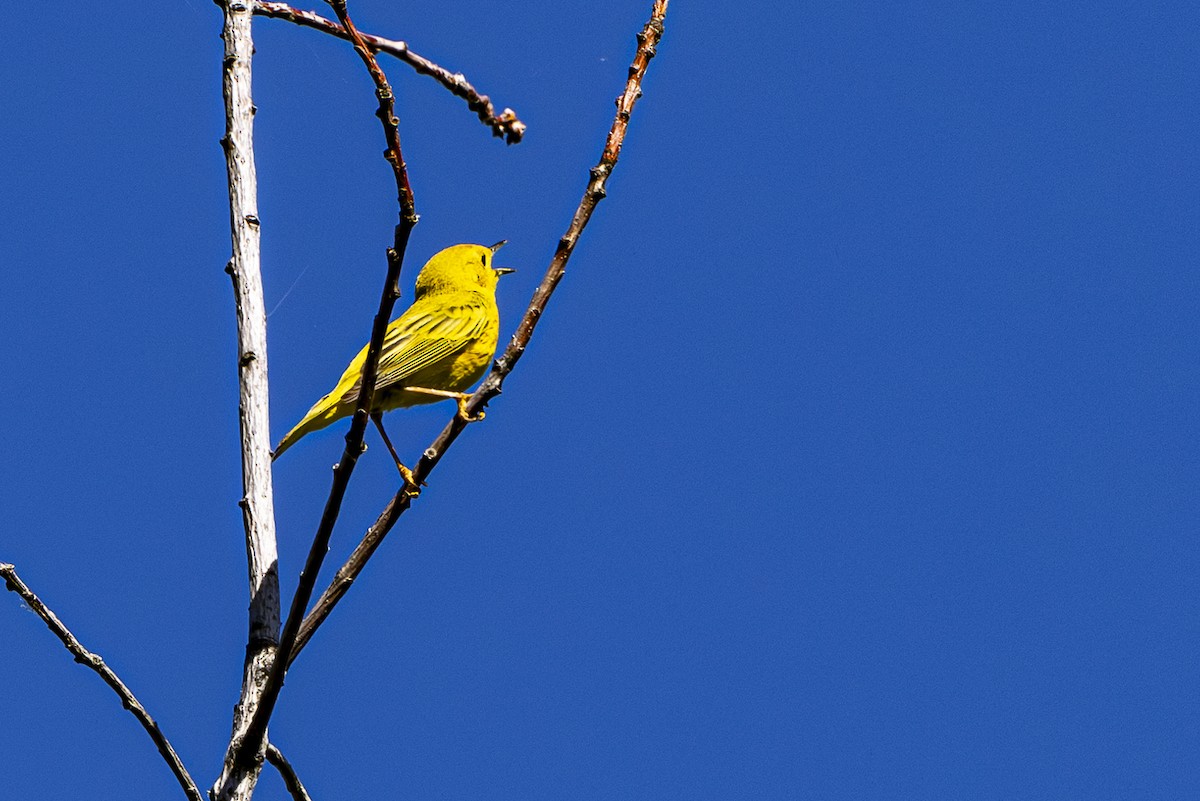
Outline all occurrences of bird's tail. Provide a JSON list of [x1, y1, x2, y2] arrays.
[[273, 346, 368, 460], [271, 393, 349, 461]]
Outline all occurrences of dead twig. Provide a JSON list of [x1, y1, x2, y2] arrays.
[[1, 563, 204, 801], [254, 1, 526, 143]]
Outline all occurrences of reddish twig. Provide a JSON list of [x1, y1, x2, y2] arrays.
[[1, 563, 204, 801], [288, 0, 670, 663], [254, 1, 526, 144], [229, 0, 418, 775]]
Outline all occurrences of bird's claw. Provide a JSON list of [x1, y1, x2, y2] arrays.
[[398, 464, 422, 497], [456, 397, 484, 422]]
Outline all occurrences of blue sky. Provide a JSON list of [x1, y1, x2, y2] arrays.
[[2, 2, 1198, 799]]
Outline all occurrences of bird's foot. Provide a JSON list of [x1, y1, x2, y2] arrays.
[[456, 396, 485, 423], [397, 463, 422, 498]]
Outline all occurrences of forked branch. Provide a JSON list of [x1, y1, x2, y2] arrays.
[[288, 0, 671, 662], [229, 0, 419, 774], [1, 564, 204, 801]]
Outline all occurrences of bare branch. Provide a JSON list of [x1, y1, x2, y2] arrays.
[[1, 563, 204, 801], [289, 0, 671, 662], [266, 743, 314, 801], [211, 0, 282, 799], [253, 1, 526, 144], [290, 492, 400, 662], [230, 0, 419, 772]]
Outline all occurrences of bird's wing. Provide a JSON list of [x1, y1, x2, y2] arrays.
[[274, 296, 490, 457], [372, 296, 491, 390]]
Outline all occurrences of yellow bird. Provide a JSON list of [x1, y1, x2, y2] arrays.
[[273, 242, 514, 486]]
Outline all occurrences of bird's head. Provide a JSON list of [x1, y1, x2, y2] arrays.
[[414, 241, 514, 298]]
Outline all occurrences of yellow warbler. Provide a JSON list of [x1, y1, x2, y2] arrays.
[[273, 242, 513, 483]]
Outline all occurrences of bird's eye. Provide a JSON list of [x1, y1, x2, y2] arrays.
[[481, 253, 489, 267]]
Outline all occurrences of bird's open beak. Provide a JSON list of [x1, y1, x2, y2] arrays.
[[489, 239, 508, 253], [494, 267, 516, 276]]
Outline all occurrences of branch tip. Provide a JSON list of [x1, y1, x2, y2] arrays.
[[254, 2, 527, 143]]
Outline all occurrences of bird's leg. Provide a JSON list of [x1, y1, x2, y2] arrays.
[[403, 386, 485, 422], [371, 412, 421, 496]]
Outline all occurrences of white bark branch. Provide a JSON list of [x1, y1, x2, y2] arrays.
[[212, 1, 282, 800]]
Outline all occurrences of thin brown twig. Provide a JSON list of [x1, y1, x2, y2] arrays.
[[289, 0, 670, 663], [253, 1, 526, 144], [230, 0, 418, 773], [265, 743, 314, 801], [1, 563, 204, 801]]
